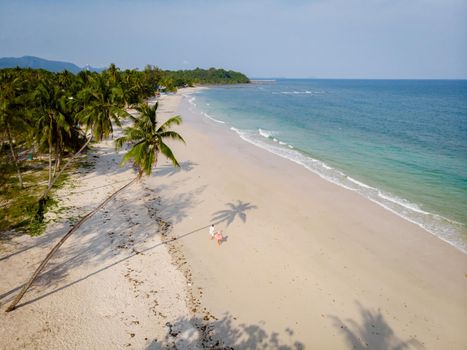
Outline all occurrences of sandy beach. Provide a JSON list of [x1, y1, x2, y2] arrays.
[[152, 88, 467, 349], [1, 88, 467, 349]]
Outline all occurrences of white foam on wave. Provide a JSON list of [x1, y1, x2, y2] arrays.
[[203, 112, 225, 124], [377, 192, 430, 215], [227, 125, 466, 254], [272, 90, 324, 95], [258, 128, 275, 138], [347, 176, 375, 190], [188, 96, 196, 105], [186, 92, 465, 254]]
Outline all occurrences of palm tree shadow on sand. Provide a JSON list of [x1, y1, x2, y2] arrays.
[[211, 200, 257, 227], [146, 312, 305, 349], [154, 160, 197, 177], [329, 302, 424, 350]]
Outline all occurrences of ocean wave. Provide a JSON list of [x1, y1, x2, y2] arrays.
[[347, 176, 375, 190], [272, 90, 324, 95], [187, 88, 466, 253], [257, 129, 297, 149], [258, 128, 275, 138], [377, 192, 430, 215], [202, 112, 225, 124], [228, 125, 466, 254]]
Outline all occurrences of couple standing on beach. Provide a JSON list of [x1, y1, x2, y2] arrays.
[[209, 224, 223, 246]]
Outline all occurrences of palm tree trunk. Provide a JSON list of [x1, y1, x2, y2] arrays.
[[48, 118, 53, 189], [52, 141, 59, 179], [43, 134, 92, 199], [6, 174, 139, 312], [5, 124, 23, 189]]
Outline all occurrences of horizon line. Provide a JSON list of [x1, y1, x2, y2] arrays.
[[250, 77, 467, 81]]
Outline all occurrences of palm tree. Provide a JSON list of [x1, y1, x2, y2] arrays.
[[41, 73, 129, 201], [0, 72, 27, 188], [32, 79, 72, 189], [6, 101, 184, 312], [104, 63, 120, 87], [121, 69, 147, 107], [77, 73, 127, 141], [115, 102, 184, 175]]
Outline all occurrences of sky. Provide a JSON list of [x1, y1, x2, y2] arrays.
[[0, 0, 466, 79]]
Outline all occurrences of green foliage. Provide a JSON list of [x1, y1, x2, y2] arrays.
[[163, 67, 250, 87], [115, 102, 184, 177], [0, 160, 50, 236], [0, 63, 247, 237], [77, 73, 128, 141], [0, 151, 81, 234]]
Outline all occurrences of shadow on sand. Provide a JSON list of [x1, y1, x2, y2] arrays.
[[153, 161, 197, 177], [212, 200, 257, 227], [0, 196, 257, 311], [146, 312, 305, 350], [330, 302, 424, 350]]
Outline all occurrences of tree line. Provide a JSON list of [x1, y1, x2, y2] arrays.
[[164, 67, 250, 86], [2, 63, 197, 311], [0, 64, 248, 234]]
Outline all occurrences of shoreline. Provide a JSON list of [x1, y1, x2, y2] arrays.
[[1, 87, 466, 349], [154, 87, 467, 348], [184, 86, 467, 255]]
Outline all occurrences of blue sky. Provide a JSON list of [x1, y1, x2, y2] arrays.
[[0, 0, 466, 78]]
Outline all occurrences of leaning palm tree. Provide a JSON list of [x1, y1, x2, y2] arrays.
[[6, 101, 184, 312]]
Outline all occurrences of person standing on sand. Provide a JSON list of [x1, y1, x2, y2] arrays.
[[209, 224, 215, 239], [214, 231, 223, 246]]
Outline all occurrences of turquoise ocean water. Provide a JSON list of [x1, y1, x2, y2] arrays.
[[186, 80, 467, 253]]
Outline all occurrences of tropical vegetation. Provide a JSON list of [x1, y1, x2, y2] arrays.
[[6, 99, 185, 312], [1, 63, 247, 310], [164, 67, 250, 88], [0, 65, 248, 236]]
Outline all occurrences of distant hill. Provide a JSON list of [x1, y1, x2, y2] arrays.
[[0, 56, 103, 73]]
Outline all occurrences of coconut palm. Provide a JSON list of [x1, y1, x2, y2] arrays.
[[41, 73, 129, 201], [0, 72, 27, 188], [121, 69, 147, 107], [115, 102, 184, 175], [77, 73, 127, 141], [104, 63, 121, 87], [32, 79, 72, 189], [6, 101, 184, 312]]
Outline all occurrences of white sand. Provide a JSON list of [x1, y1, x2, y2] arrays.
[[1, 88, 467, 350], [150, 88, 467, 349], [0, 95, 199, 349]]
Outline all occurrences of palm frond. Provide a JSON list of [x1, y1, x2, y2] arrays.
[[158, 115, 182, 131], [158, 131, 185, 144], [159, 140, 180, 167]]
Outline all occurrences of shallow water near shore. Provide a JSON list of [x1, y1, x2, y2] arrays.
[[185, 79, 467, 253]]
